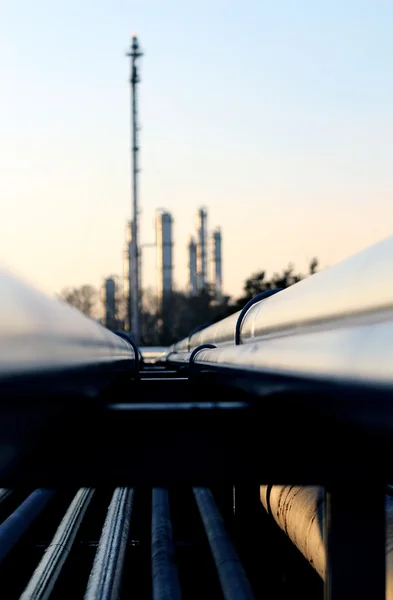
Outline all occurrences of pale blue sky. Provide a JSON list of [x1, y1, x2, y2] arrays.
[[1, 0, 393, 298]]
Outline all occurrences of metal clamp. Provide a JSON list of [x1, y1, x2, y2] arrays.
[[114, 331, 140, 378], [234, 288, 282, 345], [189, 344, 217, 366]]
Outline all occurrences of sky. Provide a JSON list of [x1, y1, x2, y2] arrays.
[[1, 0, 393, 299]]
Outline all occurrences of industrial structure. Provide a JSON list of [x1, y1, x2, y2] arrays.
[[1, 29, 389, 599], [187, 207, 223, 297], [123, 205, 222, 320], [188, 236, 198, 296], [211, 227, 222, 299], [123, 221, 132, 332], [100, 277, 117, 330], [126, 34, 143, 343], [156, 210, 173, 305], [196, 208, 208, 291], [3, 236, 393, 598]]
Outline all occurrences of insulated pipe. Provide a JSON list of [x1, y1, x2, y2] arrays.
[[172, 312, 240, 353], [171, 236, 393, 353], [261, 486, 325, 577], [0, 270, 135, 383], [165, 351, 191, 366], [260, 486, 393, 599], [183, 315, 393, 393], [242, 236, 393, 344], [234, 289, 282, 345]]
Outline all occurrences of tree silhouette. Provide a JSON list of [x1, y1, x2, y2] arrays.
[[58, 285, 98, 318], [234, 258, 318, 310], [58, 258, 319, 343], [138, 285, 232, 345], [309, 257, 318, 275]]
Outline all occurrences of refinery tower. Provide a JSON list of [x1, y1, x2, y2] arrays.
[[211, 227, 222, 299], [188, 236, 198, 296], [189, 208, 223, 298], [156, 210, 173, 304], [196, 208, 208, 291], [101, 277, 117, 330]]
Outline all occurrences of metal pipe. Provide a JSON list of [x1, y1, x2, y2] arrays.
[[0, 489, 11, 503], [139, 346, 169, 364], [172, 311, 240, 353], [0, 270, 136, 383], [151, 488, 182, 600], [107, 401, 248, 411], [180, 315, 393, 392], [242, 236, 393, 344], [234, 289, 282, 345], [20, 488, 95, 600], [84, 487, 134, 600], [172, 235, 393, 353], [193, 487, 255, 600], [0, 489, 55, 564], [261, 486, 393, 599]]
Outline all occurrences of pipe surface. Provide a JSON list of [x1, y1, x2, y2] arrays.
[[20, 488, 95, 600], [186, 314, 393, 392], [0, 489, 11, 504], [242, 236, 393, 343], [261, 485, 393, 599], [84, 487, 134, 600], [0, 270, 135, 381], [140, 346, 169, 364], [0, 489, 55, 564], [172, 312, 240, 353], [193, 487, 255, 600], [172, 236, 393, 352], [151, 488, 182, 600]]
